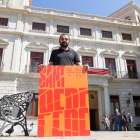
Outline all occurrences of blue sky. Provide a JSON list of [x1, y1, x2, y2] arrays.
[[32, 0, 140, 17]]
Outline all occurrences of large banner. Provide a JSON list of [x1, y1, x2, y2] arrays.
[[38, 66, 90, 137]]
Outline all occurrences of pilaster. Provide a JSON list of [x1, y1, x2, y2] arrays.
[[103, 85, 111, 116]]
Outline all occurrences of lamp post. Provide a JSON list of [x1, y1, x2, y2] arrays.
[[127, 92, 131, 107]]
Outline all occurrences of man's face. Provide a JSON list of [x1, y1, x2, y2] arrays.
[[59, 35, 70, 48], [128, 114, 130, 116], [115, 110, 118, 113]]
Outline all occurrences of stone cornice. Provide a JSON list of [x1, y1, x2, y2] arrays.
[[0, 6, 28, 14], [88, 74, 111, 79], [108, 1, 140, 18], [109, 78, 140, 83], [0, 30, 140, 48], [0, 6, 139, 29]]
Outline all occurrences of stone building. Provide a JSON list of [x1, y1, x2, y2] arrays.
[[0, 0, 140, 133]]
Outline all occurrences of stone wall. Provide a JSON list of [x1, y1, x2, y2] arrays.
[[109, 79, 140, 127]]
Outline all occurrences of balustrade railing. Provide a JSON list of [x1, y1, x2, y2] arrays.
[[108, 70, 140, 79], [24, 6, 137, 26], [24, 66, 140, 80], [25, 65, 40, 73]]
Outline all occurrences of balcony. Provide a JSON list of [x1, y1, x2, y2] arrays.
[[0, 62, 4, 74], [25, 65, 40, 78], [108, 71, 140, 80], [88, 67, 108, 75], [87, 67, 111, 80]]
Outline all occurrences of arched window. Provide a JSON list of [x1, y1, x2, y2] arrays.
[[90, 94, 95, 99], [125, 16, 130, 20]]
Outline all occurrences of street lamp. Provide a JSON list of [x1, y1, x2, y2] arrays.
[[127, 92, 131, 107]]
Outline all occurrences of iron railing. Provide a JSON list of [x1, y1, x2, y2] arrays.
[[108, 70, 140, 79], [0, 62, 4, 71], [25, 65, 40, 73], [24, 66, 140, 80]]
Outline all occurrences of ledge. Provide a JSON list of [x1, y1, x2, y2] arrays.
[[109, 78, 140, 83], [121, 40, 135, 44], [88, 74, 111, 79], [28, 30, 48, 34], [0, 25, 10, 29], [27, 116, 38, 119], [25, 73, 39, 78], [53, 32, 73, 36], [100, 37, 115, 41], [78, 35, 94, 39]]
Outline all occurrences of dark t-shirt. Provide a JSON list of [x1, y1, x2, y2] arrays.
[[49, 47, 80, 65]]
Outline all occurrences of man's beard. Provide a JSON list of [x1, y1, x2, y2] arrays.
[[60, 42, 69, 48]]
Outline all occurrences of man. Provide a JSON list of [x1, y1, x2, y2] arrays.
[[110, 115, 115, 131], [127, 113, 133, 131], [40, 34, 88, 71], [115, 109, 121, 131]]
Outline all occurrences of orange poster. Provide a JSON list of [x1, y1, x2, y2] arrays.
[[37, 66, 90, 137]]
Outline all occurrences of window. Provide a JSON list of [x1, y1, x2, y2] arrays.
[[27, 93, 39, 117], [57, 25, 69, 33], [0, 48, 3, 68], [32, 22, 46, 31], [80, 28, 91, 36], [102, 31, 112, 38], [133, 96, 140, 116], [105, 58, 116, 77], [90, 94, 95, 99], [122, 33, 132, 41], [126, 60, 138, 79], [0, 18, 8, 26], [125, 16, 130, 20], [30, 52, 43, 73], [82, 56, 93, 67], [110, 96, 120, 115]]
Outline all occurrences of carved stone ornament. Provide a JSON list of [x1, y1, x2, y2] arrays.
[[26, 42, 48, 50], [101, 49, 119, 56], [122, 51, 139, 57], [77, 47, 97, 53]]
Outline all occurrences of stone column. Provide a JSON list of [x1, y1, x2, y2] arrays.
[[24, 16, 29, 32], [104, 85, 111, 116], [11, 35, 22, 73], [96, 43, 101, 68], [16, 14, 22, 31], [49, 19, 54, 35], [19, 37, 28, 73], [48, 39, 53, 64], [98, 89, 104, 130]]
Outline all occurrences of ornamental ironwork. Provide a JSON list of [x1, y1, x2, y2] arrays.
[[0, 89, 34, 136]]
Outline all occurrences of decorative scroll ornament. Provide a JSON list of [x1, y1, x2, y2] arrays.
[[0, 90, 34, 136], [2, 0, 11, 7]]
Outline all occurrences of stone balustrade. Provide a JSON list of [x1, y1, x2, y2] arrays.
[[24, 6, 138, 26]]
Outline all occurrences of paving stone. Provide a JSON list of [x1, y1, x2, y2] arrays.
[[0, 132, 140, 140]]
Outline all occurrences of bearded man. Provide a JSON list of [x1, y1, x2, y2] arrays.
[[40, 34, 89, 71]]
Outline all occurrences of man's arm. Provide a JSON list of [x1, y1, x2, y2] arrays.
[[119, 113, 121, 120], [75, 62, 81, 66], [75, 62, 89, 72], [48, 61, 54, 65], [131, 116, 133, 123]]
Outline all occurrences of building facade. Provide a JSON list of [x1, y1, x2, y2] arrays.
[[0, 0, 140, 133]]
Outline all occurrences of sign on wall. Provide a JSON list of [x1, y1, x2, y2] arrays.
[[38, 66, 90, 137]]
